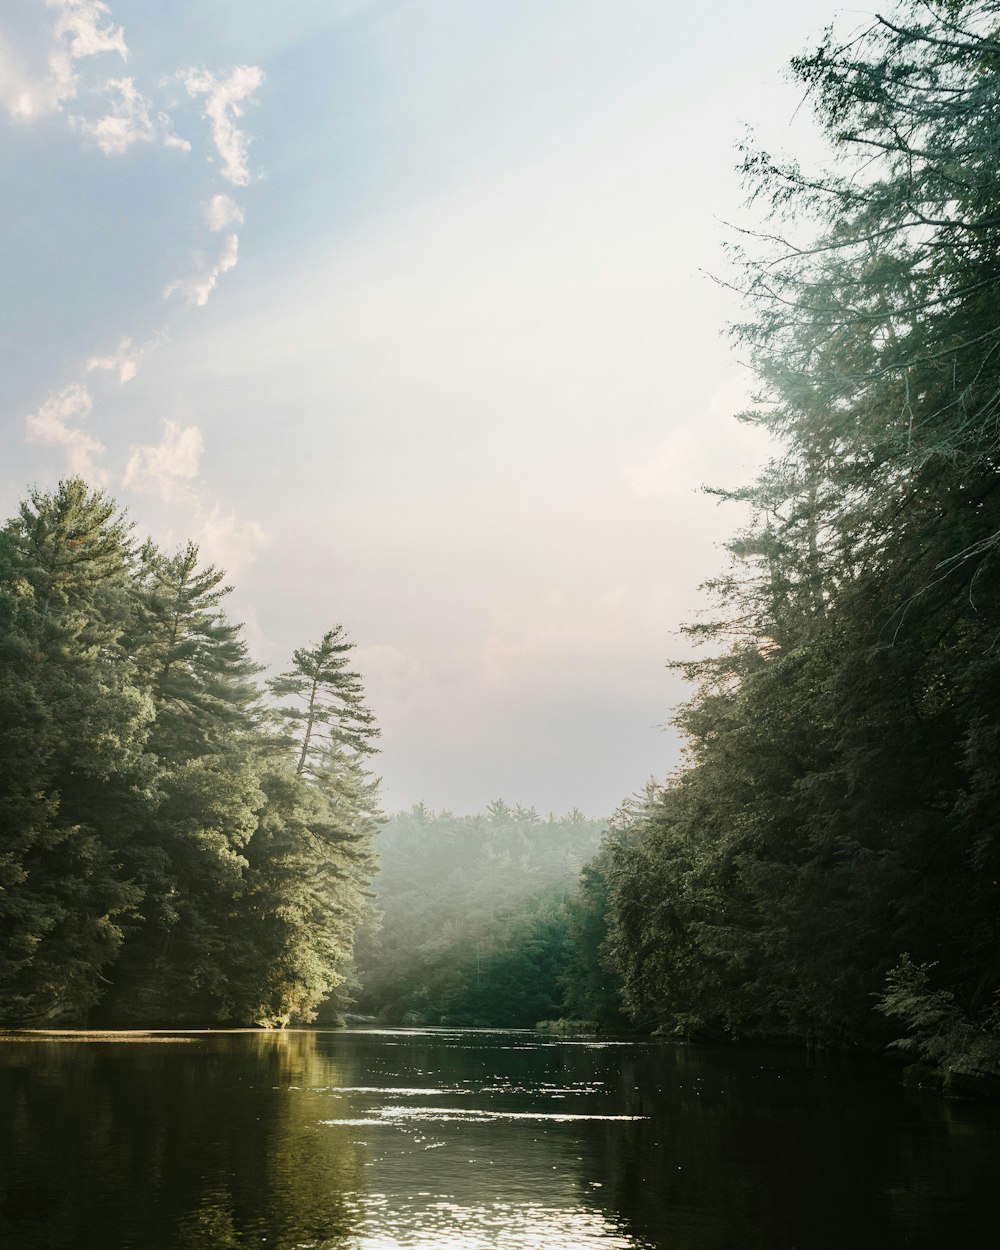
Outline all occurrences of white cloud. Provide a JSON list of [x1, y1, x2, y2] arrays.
[[24, 382, 108, 481], [52, 0, 126, 62], [72, 76, 189, 155], [204, 193, 244, 232], [85, 335, 144, 382], [0, 4, 190, 166], [164, 232, 239, 306], [179, 64, 264, 186], [0, 0, 126, 121], [193, 502, 269, 578], [0, 30, 72, 119], [122, 419, 203, 501]]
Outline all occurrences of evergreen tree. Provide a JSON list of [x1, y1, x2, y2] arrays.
[[606, 1, 1000, 1070], [560, 843, 629, 1030], [99, 540, 268, 1024], [268, 628, 379, 777], [0, 482, 384, 1028], [259, 629, 382, 1023], [130, 540, 262, 760], [0, 481, 152, 1023]]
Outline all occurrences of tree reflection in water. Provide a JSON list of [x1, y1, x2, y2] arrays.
[[1, 1027, 999, 1249]]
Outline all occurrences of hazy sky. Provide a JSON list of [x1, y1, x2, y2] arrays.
[[1, 0, 857, 816]]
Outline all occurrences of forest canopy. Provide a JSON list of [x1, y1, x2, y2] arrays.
[[597, 0, 1000, 1087], [0, 479, 381, 1028]]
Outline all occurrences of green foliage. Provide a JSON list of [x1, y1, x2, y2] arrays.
[[0, 482, 151, 1022], [879, 956, 1000, 1088], [559, 843, 629, 1029], [605, 0, 1000, 1068], [0, 479, 381, 1026], [267, 628, 379, 774], [397, 896, 571, 1028], [130, 541, 262, 758]]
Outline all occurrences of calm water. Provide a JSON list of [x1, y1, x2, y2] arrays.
[[1, 1027, 999, 1249]]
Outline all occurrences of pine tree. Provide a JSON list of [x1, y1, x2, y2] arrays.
[[268, 627, 379, 776], [244, 629, 384, 1023], [0, 481, 152, 1023], [606, 1, 1000, 1061], [0, 485, 384, 1028], [130, 540, 262, 760]]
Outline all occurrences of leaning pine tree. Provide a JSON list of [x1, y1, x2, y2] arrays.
[[253, 629, 383, 1023]]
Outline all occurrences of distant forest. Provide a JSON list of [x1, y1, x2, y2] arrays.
[[3, 0, 1000, 1093], [351, 803, 621, 1029]]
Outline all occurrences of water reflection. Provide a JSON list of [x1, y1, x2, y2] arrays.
[[0, 1029, 364, 1249], [1, 1027, 999, 1248]]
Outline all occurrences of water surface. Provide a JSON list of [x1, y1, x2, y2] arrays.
[[1, 1026, 998, 1248]]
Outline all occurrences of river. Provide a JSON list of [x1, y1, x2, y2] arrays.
[[1, 1026, 998, 1248]]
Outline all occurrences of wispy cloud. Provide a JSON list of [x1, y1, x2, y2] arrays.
[[24, 376, 267, 578], [122, 419, 203, 500], [204, 193, 244, 232], [163, 232, 239, 307], [159, 197, 244, 305], [0, 0, 126, 121], [72, 75, 189, 155], [193, 502, 269, 578], [158, 76, 258, 305], [120, 444, 269, 578], [7, 3, 267, 577], [26, 332, 149, 480], [24, 382, 108, 482], [53, 0, 126, 61], [85, 335, 147, 382], [179, 65, 264, 186]]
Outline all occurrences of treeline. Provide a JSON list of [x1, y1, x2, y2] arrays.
[[0, 480, 380, 1028], [353, 802, 625, 1028], [589, 1, 1000, 1086]]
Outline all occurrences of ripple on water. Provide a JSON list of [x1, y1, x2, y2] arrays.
[[349, 1199, 654, 1250], [320, 1106, 645, 1126]]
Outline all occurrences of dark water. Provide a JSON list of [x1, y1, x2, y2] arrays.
[[1, 1028, 999, 1249]]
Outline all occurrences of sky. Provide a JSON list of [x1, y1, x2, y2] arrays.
[[0, 0, 861, 817]]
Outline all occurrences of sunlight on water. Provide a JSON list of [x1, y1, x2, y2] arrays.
[[321, 1107, 644, 1125], [313, 1086, 448, 1095], [351, 1200, 651, 1249]]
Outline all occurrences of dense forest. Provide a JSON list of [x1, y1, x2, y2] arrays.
[[351, 803, 620, 1027], [589, 1, 1000, 1090], [0, 480, 381, 1027]]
